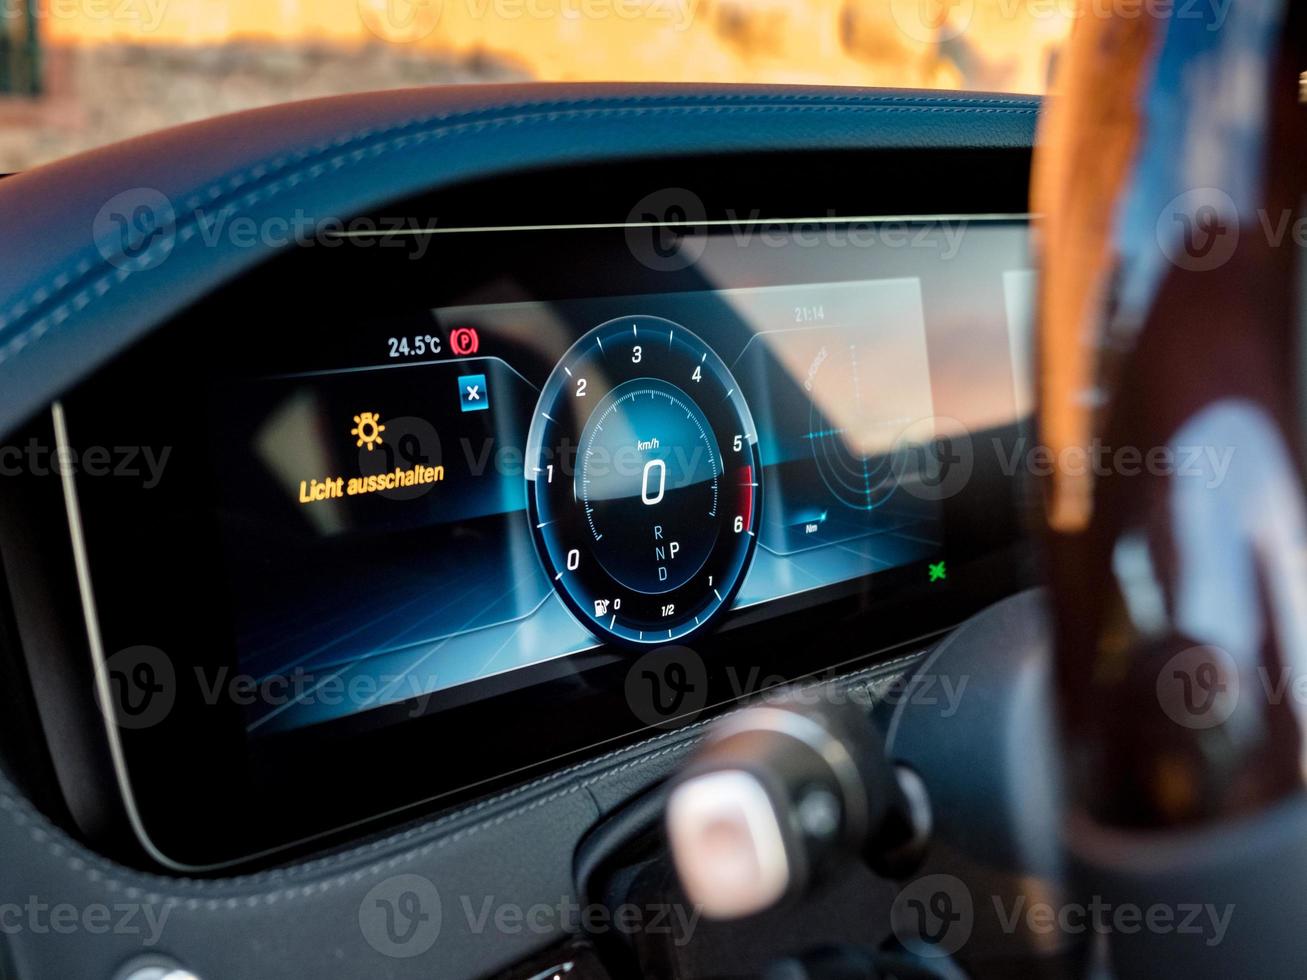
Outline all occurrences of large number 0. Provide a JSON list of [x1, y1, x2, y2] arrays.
[[566, 549, 581, 571], [642, 459, 666, 506]]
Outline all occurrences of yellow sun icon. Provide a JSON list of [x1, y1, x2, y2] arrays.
[[351, 412, 385, 451]]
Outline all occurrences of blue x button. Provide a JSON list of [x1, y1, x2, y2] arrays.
[[459, 374, 489, 412]]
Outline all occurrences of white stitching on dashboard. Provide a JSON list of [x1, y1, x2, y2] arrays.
[[187, 648, 926, 884], [0, 96, 1036, 369], [0, 649, 927, 899]]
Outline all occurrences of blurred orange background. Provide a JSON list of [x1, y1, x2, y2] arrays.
[[1, 0, 1072, 170]]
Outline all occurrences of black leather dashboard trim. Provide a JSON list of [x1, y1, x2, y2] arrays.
[[0, 649, 926, 979]]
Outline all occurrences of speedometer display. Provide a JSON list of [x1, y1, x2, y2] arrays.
[[525, 316, 762, 645]]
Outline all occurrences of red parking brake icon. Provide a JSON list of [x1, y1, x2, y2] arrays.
[[449, 327, 479, 356]]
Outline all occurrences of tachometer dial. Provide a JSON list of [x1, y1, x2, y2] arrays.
[[526, 316, 762, 645]]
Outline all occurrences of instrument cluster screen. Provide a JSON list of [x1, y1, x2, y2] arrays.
[[61, 213, 1034, 866], [208, 222, 1031, 737]]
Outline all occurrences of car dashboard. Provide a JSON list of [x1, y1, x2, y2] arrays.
[[0, 84, 1040, 979]]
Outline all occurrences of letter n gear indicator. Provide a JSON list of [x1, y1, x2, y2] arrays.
[[525, 316, 762, 645]]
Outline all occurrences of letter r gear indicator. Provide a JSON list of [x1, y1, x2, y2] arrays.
[[525, 316, 762, 645]]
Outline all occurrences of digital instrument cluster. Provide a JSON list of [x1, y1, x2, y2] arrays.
[[59, 215, 1034, 867], [203, 270, 972, 736]]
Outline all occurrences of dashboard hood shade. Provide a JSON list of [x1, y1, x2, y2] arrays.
[[0, 83, 1037, 439]]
